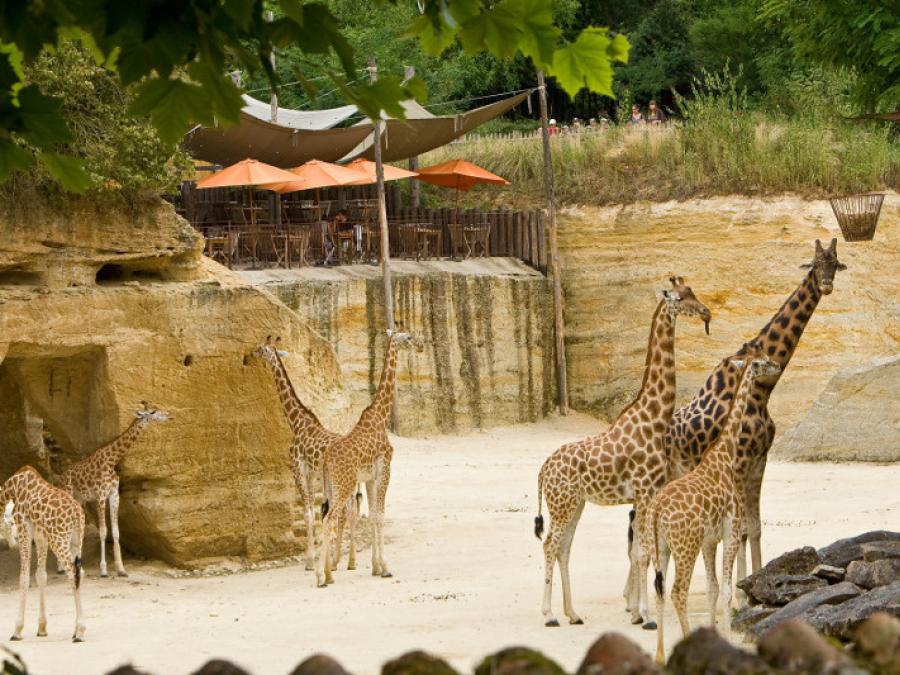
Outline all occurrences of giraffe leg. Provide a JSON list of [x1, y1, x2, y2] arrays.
[[746, 458, 766, 573], [34, 533, 49, 637], [632, 503, 654, 628], [109, 487, 127, 577], [315, 510, 337, 588], [364, 479, 380, 576], [372, 460, 392, 578], [623, 509, 636, 614], [720, 514, 741, 640], [333, 500, 347, 571], [671, 551, 697, 639], [11, 525, 33, 641], [701, 538, 719, 627], [653, 530, 671, 665], [541, 493, 576, 627], [295, 463, 315, 572], [96, 499, 108, 578], [52, 528, 86, 642], [558, 501, 585, 625], [346, 492, 359, 571]]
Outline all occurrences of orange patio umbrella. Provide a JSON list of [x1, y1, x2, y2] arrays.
[[196, 158, 298, 226], [415, 159, 509, 214], [265, 159, 365, 194], [343, 158, 419, 185]]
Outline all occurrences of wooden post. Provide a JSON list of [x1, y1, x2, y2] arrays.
[[537, 70, 569, 415], [266, 10, 278, 123], [369, 57, 399, 432], [409, 156, 420, 207]]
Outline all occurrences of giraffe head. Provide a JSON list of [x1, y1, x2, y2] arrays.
[[387, 327, 424, 353], [1, 500, 17, 548], [661, 276, 712, 334], [800, 238, 846, 295], [135, 401, 170, 424], [732, 345, 781, 382], [249, 335, 290, 365]]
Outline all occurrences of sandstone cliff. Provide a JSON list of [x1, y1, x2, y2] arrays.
[[557, 193, 900, 434], [244, 258, 555, 436]]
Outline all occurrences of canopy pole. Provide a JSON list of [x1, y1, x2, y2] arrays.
[[408, 156, 420, 207], [537, 70, 569, 415], [369, 57, 399, 433], [265, 10, 278, 123]]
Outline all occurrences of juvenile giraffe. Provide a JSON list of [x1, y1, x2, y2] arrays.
[[250, 336, 358, 572], [316, 329, 423, 588], [644, 346, 780, 664], [55, 402, 168, 577], [534, 277, 711, 628], [1, 466, 86, 642], [624, 239, 847, 612], [666, 238, 846, 574]]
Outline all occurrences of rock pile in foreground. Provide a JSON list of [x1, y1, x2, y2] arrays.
[[100, 614, 900, 675], [732, 531, 900, 641]]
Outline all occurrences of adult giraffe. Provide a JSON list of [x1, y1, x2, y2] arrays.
[[615, 239, 847, 609]]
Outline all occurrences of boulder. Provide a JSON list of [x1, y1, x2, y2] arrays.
[[732, 606, 777, 634], [750, 582, 863, 639], [861, 541, 900, 563], [853, 612, 900, 672], [382, 651, 459, 675], [812, 565, 846, 583], [846, 559, 900, 589], [808, 582, 900, 639], [474, 647, 566, 675], [106, 668, 149, 675], [576, 632, 660, 675], [773, 355, 900, 462], [738, 574, 827, 607], [818, 532, 900, 570], [666, 627, 774, 674], [757, 618, 855, 674], [190, 660, 251, 675], [289, 654, 352, 675]]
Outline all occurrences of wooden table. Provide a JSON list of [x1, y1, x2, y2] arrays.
[[449, 223, 490, 259]]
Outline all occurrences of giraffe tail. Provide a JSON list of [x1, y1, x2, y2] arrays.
[[74, 555, 82, 590], [652, 507, 664, 598], [534, 464, 545, 540]]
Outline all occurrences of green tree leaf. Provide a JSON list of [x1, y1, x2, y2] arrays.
[[551, 27, 629, 97], [37, 151, 91, 193], [128, 78, 210, 145], [0, 138, 32, 182]]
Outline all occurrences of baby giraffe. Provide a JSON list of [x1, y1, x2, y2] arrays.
[[644, 345, 780, 664], [1, 466, 86, 642], [56, 402, 169, 577]]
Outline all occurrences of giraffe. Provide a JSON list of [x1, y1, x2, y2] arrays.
[[315, 328, 423, 588], [0, 466, 86, 642], [644, 346, 781, 664], [665, 238, 846, 575], [249, 336, 359, 572], [55, 402, 169, 578], [534, 277, 711, 628]]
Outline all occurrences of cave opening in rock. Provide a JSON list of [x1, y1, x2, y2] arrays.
[[0, 269, 44, 286], [0, 344, 119, 481], [95, 263, 167, 285]]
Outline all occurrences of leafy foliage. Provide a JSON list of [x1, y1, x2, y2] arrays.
[[0, 0, 628, 192], [761, 0, 900, 111]]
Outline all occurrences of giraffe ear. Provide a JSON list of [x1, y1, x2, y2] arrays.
[[386, 328, 393, 338], [276, 349, 289, 358], [730, 359, 745, 369], [836, 262, 847, 271]]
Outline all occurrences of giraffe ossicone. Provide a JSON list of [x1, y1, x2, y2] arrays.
[[535, 277, 711, 629]]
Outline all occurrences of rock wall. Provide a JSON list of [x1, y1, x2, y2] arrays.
[[244, 259, 556, 436], [557, 193, 900, 435], [0, 201, 351, 567], [772, 355, 900, 462]]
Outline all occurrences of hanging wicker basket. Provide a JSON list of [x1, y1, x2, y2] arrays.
[[829, 193, 885, 242]]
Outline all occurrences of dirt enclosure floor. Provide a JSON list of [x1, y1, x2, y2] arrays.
[[2, 414, 898, 674]]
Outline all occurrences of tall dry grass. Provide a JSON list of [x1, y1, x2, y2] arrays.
[[417, 84, 899, 209]]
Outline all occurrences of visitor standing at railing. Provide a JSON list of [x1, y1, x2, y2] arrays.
[[647, 100, 667, 125], [628, 104, 645, 125]]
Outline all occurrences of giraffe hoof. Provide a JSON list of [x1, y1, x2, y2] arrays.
[[570, 618, 584, 625], [642, 621, 658, 631], [37, 630, 47, 637], [9, 635, 21, 641], [381, 572, 393, 579], [347, 564, 356, 571], [72, 636, 84, 643], [544, 619, 560, 627], [100, 572, 109, 579], [631, 615, 644, 625]]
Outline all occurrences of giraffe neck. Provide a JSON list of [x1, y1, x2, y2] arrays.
[[628, 300, 677, 420], [706, 364, 755, 465], [266, 352, 324, 434], [99, 418, 147, 465], [360, 338, 399, 428], [1, 467, 38, 505], [743, 269, 821, 399]]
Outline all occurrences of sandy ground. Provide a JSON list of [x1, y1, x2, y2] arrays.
[[1, 413, 898, 675]]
